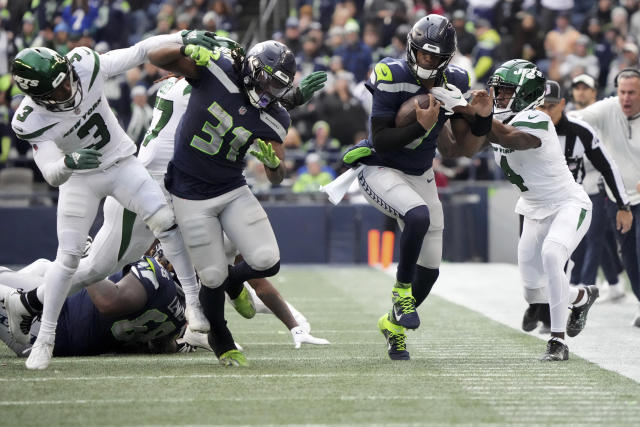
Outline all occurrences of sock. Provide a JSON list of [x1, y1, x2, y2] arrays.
[[541, 241, 570, 333], [394, 280, 411, 289], [25, 289, 43, 313], [157, 228, 199, 307], [550, 336, 565, 345], [412, 266, 439, 307], [38, 261, 76, 338], [199, 285, 235, 357], [573, 289, 588, 307], [396, 206, 430, 283], [225, 261, 280, 299]]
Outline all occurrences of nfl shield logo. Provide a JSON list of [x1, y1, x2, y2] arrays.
[[239, 106, 247, 115]]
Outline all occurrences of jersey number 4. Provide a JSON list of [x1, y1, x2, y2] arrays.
[[190, 101, 252, 161], [500, 155, 528, 191]]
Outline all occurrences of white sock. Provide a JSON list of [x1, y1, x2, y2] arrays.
[[158, 228, 199, 307], [38, 261, 76, 338], [573, 288, 588, 307], [550, 336, 565, 345]]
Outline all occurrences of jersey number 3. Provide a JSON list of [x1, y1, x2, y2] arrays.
[[190, 101, 252, 161]]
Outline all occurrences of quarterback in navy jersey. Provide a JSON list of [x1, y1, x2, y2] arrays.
[[148, 40, 305, 365], [0, 257, 187, 358], [340, 14, 494, 361]]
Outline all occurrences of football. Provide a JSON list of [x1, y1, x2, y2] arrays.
[[395, 94, 432, 127]]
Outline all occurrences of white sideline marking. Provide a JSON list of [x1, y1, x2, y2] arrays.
[[382, 263, 640, 382]]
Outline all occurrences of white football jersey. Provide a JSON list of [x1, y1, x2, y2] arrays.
[[11, 47, 137, 170], [138, 77, 190, 177], [491, 110, 591, 219]]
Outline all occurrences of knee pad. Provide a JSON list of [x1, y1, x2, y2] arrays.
[[198, 266, 228, 289], [146, 205, 176, 237], [403, 206, 430, 236], [523, 287, 548, 304], [249, 248, 280, 271], [56, 251, 81, 270], [258, 261, 280, 278]]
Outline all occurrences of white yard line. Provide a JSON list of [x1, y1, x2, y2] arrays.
[[383, 263, 640, 382]]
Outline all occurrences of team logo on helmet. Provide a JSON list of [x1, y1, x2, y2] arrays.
[[14, 76, 39, 90]]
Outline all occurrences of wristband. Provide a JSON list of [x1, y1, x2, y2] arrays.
[[619, 203, 631, 212], [470, 113, 493, 136]]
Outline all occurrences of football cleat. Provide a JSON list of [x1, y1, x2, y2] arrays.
[[218, 349, 248, 367], [180, 326, 214, 352], [185, 301, 210, 333], [540, 337, 569, 361], [5, 289, 38, 345], [566, 285, 599, 337], [378, 313, 410, 360], [522, 304, 540, 332], [229, 287, 256, 319], [391, 286, 420, 329], [25, 334, 55, 370]]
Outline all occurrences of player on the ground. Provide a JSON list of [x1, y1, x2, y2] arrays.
[[328, 14, 493, 360], [484, 60, 600, 361], [8, 31, 225, 370], [146, 40, 315, 366], [0, 256, 187, 357]]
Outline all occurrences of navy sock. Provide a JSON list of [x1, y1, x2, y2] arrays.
[[225, 261, 280, 299], [199, 285, 235, 357], [397, 206, 430, 283], [412, 266, 440, 307]]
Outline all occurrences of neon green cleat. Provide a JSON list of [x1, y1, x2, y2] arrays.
[[230, 286, 256, 319], [391, 285, 420, 329], [377, 313, 410, 360], [219, 349, 248, 367]]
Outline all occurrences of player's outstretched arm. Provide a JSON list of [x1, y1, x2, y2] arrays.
[[280, 71, 328, 110], [85, 275, 147, 317], [148, 44, 202, 79], [488, 120, 541, 150]]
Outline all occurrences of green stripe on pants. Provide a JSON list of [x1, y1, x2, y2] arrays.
[[118, 209, 137, 261]]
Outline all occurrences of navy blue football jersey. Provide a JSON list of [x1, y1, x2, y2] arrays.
[[53, 257, 186, 356], [363, 58, 470, 175], [166, 49, 291, 200]]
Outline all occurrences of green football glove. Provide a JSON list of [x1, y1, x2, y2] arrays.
[[184, 44, 213, 66], [181, 30, 218, 51], [298, 71, 327, 104], [249, 139, 280, 170], [64, 148, 102, 170]]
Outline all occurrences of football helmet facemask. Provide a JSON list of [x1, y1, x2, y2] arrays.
[[488, 59, 546, 120], [242, 40, 296, 109], [12, 47, 82, 112], [406, 14, 457, 81]]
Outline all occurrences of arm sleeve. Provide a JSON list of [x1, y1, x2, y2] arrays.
[[572, 101, 607, 131], [371, 116, 429, 152], [32, 141, 73, 187], [99, 32, 184, 78], [581, 128, 629, 207]]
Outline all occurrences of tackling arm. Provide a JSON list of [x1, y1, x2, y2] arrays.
[[32, 140, 73, 187], [85, 275, 148, 317], [148, 44, 200, 79], [488, 119, 541, 150]]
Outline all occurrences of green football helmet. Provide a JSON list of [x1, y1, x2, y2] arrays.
[[488, 59, 546, 118], [12, 47, 82, 111]]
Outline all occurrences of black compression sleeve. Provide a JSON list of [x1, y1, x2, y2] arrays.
[[585, 147, 627, 208], [371, 116, 427, 153]]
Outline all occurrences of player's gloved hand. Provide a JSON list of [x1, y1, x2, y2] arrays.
[[249, 139, 280, 170], [430, 83, 468, 116], [299, 71, 327, 104], [291, 326, 331, 349], [184, 44, 212, 66], [181, 30, 219, 51], [64, 148, 102, 170]]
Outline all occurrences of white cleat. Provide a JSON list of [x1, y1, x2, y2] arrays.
[[25, 335, 55, 370], [5, 289, 35, 346], [291, 326, 330, 349], [185, 301, 210, 333], [287, 302, 311, 333], [180, 326, 213, 351]]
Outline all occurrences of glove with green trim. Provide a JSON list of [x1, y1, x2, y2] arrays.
[[184, 44, 213, 66], [181, 30, 218, 51], [298, 71, 327, 104], [64, 148, 102, 170], [249, 139, 280, 170]]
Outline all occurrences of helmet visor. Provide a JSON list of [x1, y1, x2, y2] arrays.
[[255, 68, 292, 99]]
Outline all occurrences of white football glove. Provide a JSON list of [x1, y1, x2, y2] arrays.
[[430, 83, 468, 116], [291, 326, 330, 349]]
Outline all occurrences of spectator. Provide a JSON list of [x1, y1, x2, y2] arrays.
[[606, 42, 640, 95], [591, 0, 615, 27], [202, 11, 219, 33], [544, 13, 582, 80], [509, 12, 546, 65], [284, 16, 302, 55], [334, 19, 372, 82], [126, 85, 153, 148], [292, 153, 334, 193], [539, 0, 575, 33], [559, 35, 600, 83], [472, 19, 501, 84], [211, 0, 235, 32], [14, 13, 43, 52], [62, 0, 100, 35], [53, 23, 70, 55], [326, 26, 345, 55], [302, 120, 341, 157], [296, 35, 328, 76], [610, 6, 629, 39], [452, 10, 476, 57]]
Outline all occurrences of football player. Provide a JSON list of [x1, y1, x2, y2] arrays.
[[329, 14, 494, 360], [0, 256, 187, 358], [145, 40, 318, 366], [444, 60, 600, 361], [9, 30, 225, 369]]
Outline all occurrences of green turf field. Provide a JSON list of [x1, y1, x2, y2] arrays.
[[1, 266, 640, 426]]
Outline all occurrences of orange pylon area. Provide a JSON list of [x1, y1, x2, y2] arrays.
[[368, 229, 380, 266], [380, 231, 395, 268]]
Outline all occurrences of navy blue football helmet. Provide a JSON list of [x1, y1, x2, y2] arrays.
[[406, 14, 457, 81], [242, 40, 296, 109]]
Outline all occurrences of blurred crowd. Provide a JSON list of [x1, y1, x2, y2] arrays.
[[1, 0, 640, 195]]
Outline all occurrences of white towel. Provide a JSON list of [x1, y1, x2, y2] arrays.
[[321, 165, 365, 205]]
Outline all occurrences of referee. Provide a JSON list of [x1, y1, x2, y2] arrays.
[[521, 80, 632, 333]]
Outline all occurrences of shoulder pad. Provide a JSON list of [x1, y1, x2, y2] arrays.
[[369, 58, 420, 94], [510, 110, 549, 131], [11, 99, 58, 141], [444, 65, 470, 93]]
